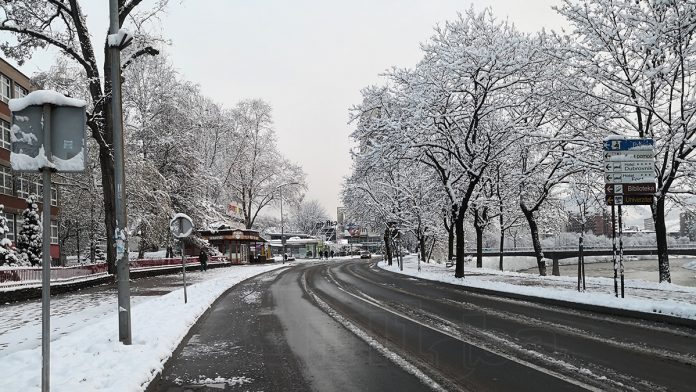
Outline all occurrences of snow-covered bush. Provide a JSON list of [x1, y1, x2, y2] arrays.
[[0, 204, 18, 266], [16, 195, 42, 266]]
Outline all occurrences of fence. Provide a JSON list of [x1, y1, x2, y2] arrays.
[[0, 255, 229, 289]]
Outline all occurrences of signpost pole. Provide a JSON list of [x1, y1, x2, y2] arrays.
[[611, 205, 618, 297], [170, 214, 193, 303], [604, 137, 655, 298], [181, 238, 187, 304], [618, 206, 625, 298], [577, 236, 582, 292], [582, 246, 586, 292], [41, 104, 52, 392]]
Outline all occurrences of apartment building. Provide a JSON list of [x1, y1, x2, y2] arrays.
[[0, 57, 60, 260]]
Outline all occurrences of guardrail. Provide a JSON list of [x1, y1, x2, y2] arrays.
[[0, 255, 229, 289]]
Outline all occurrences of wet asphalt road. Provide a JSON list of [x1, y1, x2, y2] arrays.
[[147, 263, 428, 392], [148, 259, 696, 391]]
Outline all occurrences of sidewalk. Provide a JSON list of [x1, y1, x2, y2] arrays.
[[0, 262, 290, 391], [379, 255, 696, 322]]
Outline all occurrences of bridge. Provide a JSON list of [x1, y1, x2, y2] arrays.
[[468, 244, 696, 260]]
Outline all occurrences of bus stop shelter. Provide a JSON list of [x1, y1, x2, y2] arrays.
[[199, 228, 270, 264]]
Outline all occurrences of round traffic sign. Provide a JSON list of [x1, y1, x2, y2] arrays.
[[170, 213, 194, 238]]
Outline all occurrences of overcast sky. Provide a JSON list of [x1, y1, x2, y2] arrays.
[[11, 0, 569, 219]]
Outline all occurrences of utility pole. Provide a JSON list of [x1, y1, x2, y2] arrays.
[[41, 104, 52, 392], [109, 0, 131, 345], [277, 182, 299, 262]]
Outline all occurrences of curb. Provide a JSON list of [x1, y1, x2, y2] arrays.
[[377, 262, 696, 329], [444, 282, 696, 329]]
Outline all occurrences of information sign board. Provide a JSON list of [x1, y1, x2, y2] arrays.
[[605, 195, 653, 206], [603, 151, 654, 161], [603, 161, 654, 173], [604, 183, 656, 195], [11, 105, 87, 173], [603, 138, 656, 206], [605, 172, 655, 184], [603, 138, 654, 151]]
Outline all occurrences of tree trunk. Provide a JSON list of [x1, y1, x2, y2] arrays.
[[475, 225, 483, 268], [455, 214, 465, 278], [443, 211, 454, 262], [100, 51, 118, 277], [652, 197, 671, 283], [499, 227, 505, 271], [419, 236, 426, 263], [448, 226, 454, 262], [98, 123, 117, 276], [521, 204, 546, 276], [384, 227, 392, 266]]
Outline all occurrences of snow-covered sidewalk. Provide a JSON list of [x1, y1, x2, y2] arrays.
[[1, 263, 289, 391], [379, 255, 696, 321]]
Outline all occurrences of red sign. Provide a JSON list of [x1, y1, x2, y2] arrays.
[[604, 183, 656, 195]]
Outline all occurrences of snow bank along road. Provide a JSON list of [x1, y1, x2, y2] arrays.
[[152, 259, 696, 391]]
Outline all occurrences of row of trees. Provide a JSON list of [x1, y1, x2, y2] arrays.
[[344, 1, 696, 283], [0, 1, 306, 271]]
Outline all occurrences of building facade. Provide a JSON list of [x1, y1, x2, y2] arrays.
[[644, 218, 655, 232], [566, 212, 612, 237], [0, 57, 60, 260], [680, 212, 696, 241]]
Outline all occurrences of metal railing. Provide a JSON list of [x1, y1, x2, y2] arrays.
[[0, 255, 229, 289], [0, 263, 109, 288]]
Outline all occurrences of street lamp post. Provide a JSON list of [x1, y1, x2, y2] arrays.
[[109, 0, 132, 345], [277, 182, 300, 262]]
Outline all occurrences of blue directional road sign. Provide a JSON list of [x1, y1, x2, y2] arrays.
[[603, 138, 654, 151]]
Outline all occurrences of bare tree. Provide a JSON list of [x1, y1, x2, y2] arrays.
[[290, 199, 329, 234], [0, 0, 168, 274], [558, 0, 696, 282], [219, 99, 306, 229]]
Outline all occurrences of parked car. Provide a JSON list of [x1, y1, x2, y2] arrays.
[[360, 250, 372, 259]]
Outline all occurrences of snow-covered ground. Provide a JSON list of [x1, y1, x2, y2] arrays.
[[0, 263, 290, 391], [6, 254, 692, 391], [379, 255, 696, 321]]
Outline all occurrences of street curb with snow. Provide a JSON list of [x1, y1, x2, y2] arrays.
[[378, 256, 696, 328]]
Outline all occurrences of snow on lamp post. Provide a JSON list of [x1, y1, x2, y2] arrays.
[[9, 90, 87, 392]]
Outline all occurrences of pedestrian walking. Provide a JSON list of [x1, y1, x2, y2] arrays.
[[199, 248, 208, 271], [330, 250, 335, 259], [324, 250, 329, 259]]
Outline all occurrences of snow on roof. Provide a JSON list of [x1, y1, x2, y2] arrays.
[[8, 90, 86, 112]]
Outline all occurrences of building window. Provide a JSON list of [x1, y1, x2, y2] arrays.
[[51, 220, 58, 244], [0, 166, 12, 195], [16, 176, 40, 200], [0, 74, 10, 103], [0, 119, 10, 150], [4, 213, 14, 242], [13, 83, 27, 99], [51, 186, 58, 207]]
